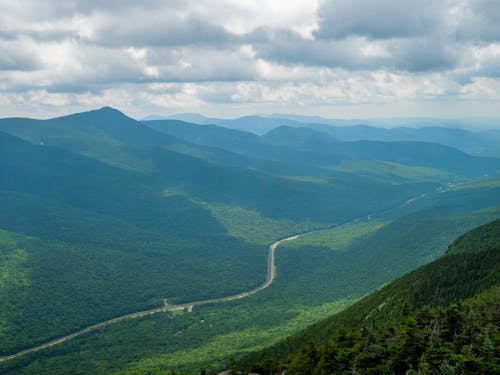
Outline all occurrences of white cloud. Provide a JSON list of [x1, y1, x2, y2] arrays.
[[0, 0, 499, 118], [461, 77, 500, 99]]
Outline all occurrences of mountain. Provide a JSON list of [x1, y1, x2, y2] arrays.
[[0, 107, 336, 178], [0, 107, 179, 171], [157, 112, 500, 152], [236, 218, 500, 374], [0, 129, 275, 355], [0, 122, 425, 225], [1, 107, 499, 374], [145, 119, 348, 171], [305, 123, 500, 156], [145, 119, 265, 155], [51, 106, 180, 147], [264, 126, 500, 176], [0, 109, 441, 355], [266, 113, 500, 131], [152, 113, 500, 155], [161, 113, 308, 134], [261, 125, 338, 150], [162, 112, 215, 124], [147, 119, 500, 178]]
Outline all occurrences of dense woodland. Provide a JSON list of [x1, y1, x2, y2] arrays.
[[235, 219, 500, 374], [250, 290, 499, 375], [0, 108, 500, 373]]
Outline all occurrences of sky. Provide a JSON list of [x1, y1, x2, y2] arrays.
[[0, 0, 499, 120]]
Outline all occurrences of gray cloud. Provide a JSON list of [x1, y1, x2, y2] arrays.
[[0, 0, 499, 118], [0, 1, 236, 47], [251, 30, 386, 69], [89, 15, 237, 48], [454, 0, 500, 42], [251, 29, 457, 72], [0, 41, 40, 71], [385, 37, 457, 72], [0, 0, 172, 20], [315, 0, 446, 40]]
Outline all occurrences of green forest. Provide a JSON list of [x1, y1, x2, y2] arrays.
[[235, 219, 500, 374], [0, 108, 499, 374], [250, 289, 499, 375]]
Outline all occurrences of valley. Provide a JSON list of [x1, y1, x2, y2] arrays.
[[3, 3, 500, 373], [0, 108, 499, 374], [0, 189, 433, 364], [0, 0, 500, 375]]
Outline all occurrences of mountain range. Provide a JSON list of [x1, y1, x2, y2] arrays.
[[154, 113, 500, 155], [0, 107, 499, 374]]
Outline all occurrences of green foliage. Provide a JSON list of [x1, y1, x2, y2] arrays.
[[1, 109, 500, 374], [199, 201, 321, 245], [448, 218, 500, 254], [0, 231, 30, 292], [246, 288, 500, 375], [148, 119, 500, 178], [328, 158, 448, 182], [261, 207, 500, 309], [283, 220, 390, 252], [236, 218, 500, 372], [2, 206, 498, 374], [0, 224, 267, 355]]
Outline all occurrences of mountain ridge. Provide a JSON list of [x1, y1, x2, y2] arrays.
[[235, 218, 500, 374]]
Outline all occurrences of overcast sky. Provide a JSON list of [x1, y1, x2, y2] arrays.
[[1, 0, 499, 119]]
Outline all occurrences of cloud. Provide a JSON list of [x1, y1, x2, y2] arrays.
[[454, 0, 500, 42], [0, 40, 41, 71], [315, 0, 446, 40], [82, 11, 238, 47], [0, 0, 499, 118], [251, 30, 457, 72]]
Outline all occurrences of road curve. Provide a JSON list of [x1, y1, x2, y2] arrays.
[[0, 234, 301, 363]]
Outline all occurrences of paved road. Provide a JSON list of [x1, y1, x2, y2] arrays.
[[0, 191, 427, 363], [0, 234, 301, 363]]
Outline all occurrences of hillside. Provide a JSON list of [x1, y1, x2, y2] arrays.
[[236, 219, 500, 374], [0, 110, 437, 358], [150, 114, 500, 155], [146, 120, 499, 178], [2, 187, 497, 374], [263, 126, 499, 176], [0, 110, 432, 223], [161, 114, 306, 135], [0, 108, 500, 374], [307, 123, 500, 155], [144, 119, 347, 170], [0, 130, 270, 354]]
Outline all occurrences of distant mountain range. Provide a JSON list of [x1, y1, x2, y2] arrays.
[[145, 119, 500, 176], [144, 112, 500, 155]]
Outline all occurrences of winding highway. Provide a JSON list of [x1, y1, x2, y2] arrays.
[[0, 234, 302, 363], [0, 190, 430, 364]]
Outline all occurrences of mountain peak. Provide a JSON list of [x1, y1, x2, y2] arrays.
[[98, 106, 120, 112], [52, 106, 133, 123], [94, 106, 129, 117]]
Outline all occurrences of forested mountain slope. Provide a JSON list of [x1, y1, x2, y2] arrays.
[[1, 108, 499, 374], [148, 114, 500, 155], [237, 219, 500, 374], [146, 120, 499, 177], [0, 109, 437, 357]]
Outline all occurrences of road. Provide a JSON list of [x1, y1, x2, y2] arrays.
[[0, 191, 427, 363], [0, 233, 301, 363]]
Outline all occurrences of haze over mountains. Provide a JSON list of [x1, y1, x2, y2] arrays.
[[147, 112, 500, 156], [0, 107, 499, 374]]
